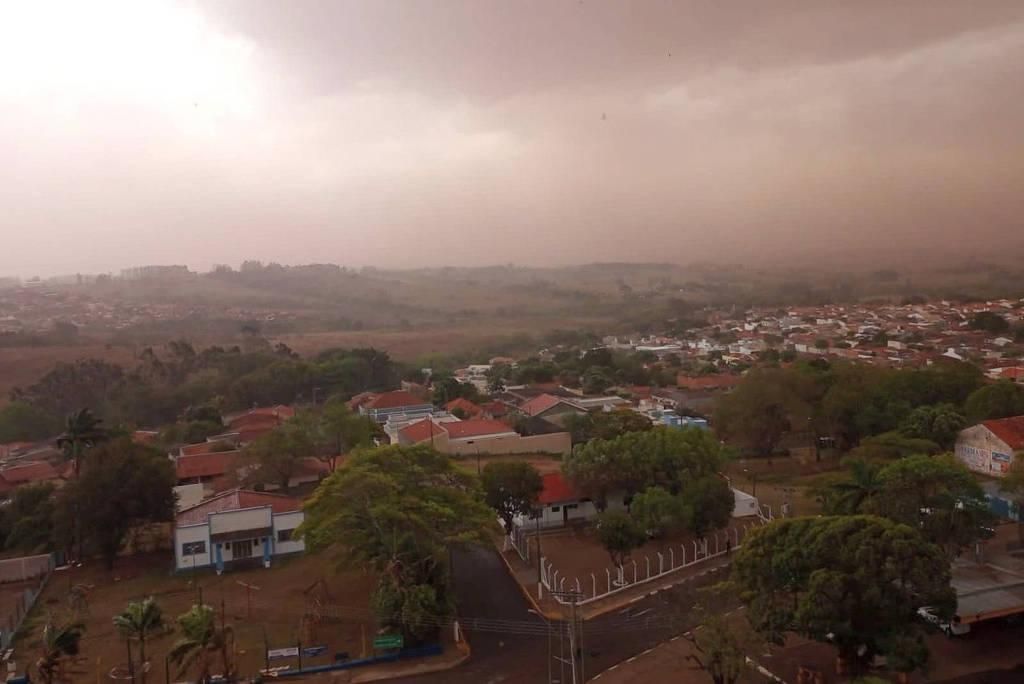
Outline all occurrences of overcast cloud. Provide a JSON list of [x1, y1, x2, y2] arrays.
[[2, 0, 1023, 276]]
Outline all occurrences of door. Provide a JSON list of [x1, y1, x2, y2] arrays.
[[231, 539, 254, 559]]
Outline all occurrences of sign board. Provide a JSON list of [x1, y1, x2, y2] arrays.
[[372, 634, 403, 650], [267, 647, 299, 660], [301, 646, 327, 657]]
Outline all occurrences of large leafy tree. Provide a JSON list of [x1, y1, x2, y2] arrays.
[[714, 367, 812, 457], [113, 597, 165, 684], [732, 516, 954, 676], [481, 461, 543, 533], [35, 620, 85, 684], [630, 486, 683, 538], [243, 420, 316, 491], [12, 359, 125, 419], [868, 454, 994, 556], [168, 604, 234, 683], [316, 401, 377, 471], [822, 459, 883, 514], [299, 445, 492, 640], [846, 431, 941, 462], [679, 475, 735, 539], [0, 401, 62, 443], [563, 427, 727, 509], [54, 438, 176, 568], [899, 403, 966, 450], [57, 408, 108, 478], [964, 381, 1024, 422]]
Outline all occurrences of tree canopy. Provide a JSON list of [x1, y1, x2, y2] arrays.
[[481, 461, 543, 533], [596, 509, 647, 568], [299, 444, 492, 640], [964, 381, 1024, 422], [732, 515, 954, 675]]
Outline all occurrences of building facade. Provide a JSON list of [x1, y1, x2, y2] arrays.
[[955, 416, 1024, 478]]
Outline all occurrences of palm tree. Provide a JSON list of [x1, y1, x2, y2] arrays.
[[113, 597, 165, 684], [827, 459, 883, 514], [168, 605, 234, 683], [57, 408, 108, 478], [36, 620, 85, 684]]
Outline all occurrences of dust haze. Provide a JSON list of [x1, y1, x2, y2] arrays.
[[2, 0, 1023, 277]]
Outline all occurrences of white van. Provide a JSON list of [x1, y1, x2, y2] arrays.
[[917, 607, 970, 637]]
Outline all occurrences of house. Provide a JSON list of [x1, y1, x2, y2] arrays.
[[224, 406, 295, 444], [0, 460, 62, 496], [174, 489, 305, 574], [357, 391, 434, 424], [517, 394, 586, 425], [398, 417, 571, 456], [955, 416, 1024, 477], [174, 450, 241, 490]]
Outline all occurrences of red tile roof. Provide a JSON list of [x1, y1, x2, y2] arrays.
[[519, 394, 570, 417], [346, 392, 378, 410], [175, 451, 239, 481], [180, 441, 234, 457], [399, 418, 447, 443], [443, 419, 517, 440], [479, 401, 511, 417], [983, 416, 1024, 450], [997, 367, 1024, 380], [131, 431, 159, 445], [445, 397, 483, 417], [176, 489, 302, 526], [365, 390, 429, 410], [0, 460, 59, 485], [538, 472, 579, 505]]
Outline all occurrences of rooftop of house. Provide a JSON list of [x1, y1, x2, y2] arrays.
[[443, 419, 518, 440], [537, 472, 580, 505], [176, 488, 302, 526], [444, 397, 483, 417], [175, 450, 240, 481], [0, 460, 60, 485], [364, 390, 431, 410], [983, 416, 1024, 451], [519, 393, 579, 417]]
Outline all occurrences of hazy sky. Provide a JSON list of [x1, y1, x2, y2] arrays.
[[3, 1, 1023, 277]]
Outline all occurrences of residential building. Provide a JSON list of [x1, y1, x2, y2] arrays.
[[357, 390, 434, 423], [398, 417, 571, 456], [174, 489, 305, 574], [955, 416, 1024, 477], [517, 394, 586, 425]]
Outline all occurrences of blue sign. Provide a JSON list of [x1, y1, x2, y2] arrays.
[[302, 646, 328, 657]]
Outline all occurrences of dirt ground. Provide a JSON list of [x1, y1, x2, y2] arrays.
[[532, 522, 754, 600], [13, 552, 379, 683]]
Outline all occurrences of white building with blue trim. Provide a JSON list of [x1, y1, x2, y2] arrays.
[[174, 489, 305, 574]]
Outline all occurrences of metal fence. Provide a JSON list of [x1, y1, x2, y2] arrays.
[[539, 519, 766, 607]]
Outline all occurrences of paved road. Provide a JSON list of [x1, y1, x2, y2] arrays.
[[395, 546, 727, 684]]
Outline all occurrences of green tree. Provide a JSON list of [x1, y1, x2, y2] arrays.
[[597, 509, 647, 570], [899, 404, 966, 450], [822, 459, 883, 514], [679, 475, 735, 539], [54, 438, 176, 568], [883, 632, 930, 681], [683, 594, 763, 684], [846, 430, 941, 462], [0, 483, 56, 552], [714, 368, 812, 457], [630, 486, 682, 538], [243, 420, 315, 491], [869, 454, 994, 556], [0, 401, 62, 443], [372, 577, 446, 644], [481, 462, 543, 533], [168, 604, 234, 683], [57, 408, 108, 478], [431, 376, 479, 406], [35, 620, 85, 684], [582, 367, 614, 395], [11, 359, 125, 419], [964, 381, 1024, 422], [732, 516, 954, 676], [317, 402, 377, 471], [113, 597, 165, 684], [969, 310, 1010, 334], [299, 445, 492, 640]]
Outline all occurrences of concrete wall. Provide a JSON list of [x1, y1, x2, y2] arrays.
[[174, 483, 204, 512], [732, 488, 759, 517], [445, 431, 571, 457], [175, 524, 211, 570], [273, 511, 306, 555], [514, 492, 628, 529], [0, 554, 53, 584], [209, 507, 272, 536], [956, 425, 1015, 477]]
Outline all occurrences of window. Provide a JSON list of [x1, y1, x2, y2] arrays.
[[182, 541, 206, 556], [565, 504, 578, 511], [550, 506, 561, 513], [277, 528, 294, 543]]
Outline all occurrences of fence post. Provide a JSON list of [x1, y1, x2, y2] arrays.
[[632, 560, 638, 584], [575, 577, 581, 594], [592, 573, 597, 598], [658, 552, 664, 575], [693, 540, 699, 559], [669, 548, 674, 569], [715, 534, 720, 556], [606, 568, 611, 594], [733, 527, 740, 547], [682, 545, 687, 566], [645, 556, 651, 579], [618, 565, 625, 586]]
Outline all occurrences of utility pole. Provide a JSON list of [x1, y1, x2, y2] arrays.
[[552, 590, 583, 684]]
